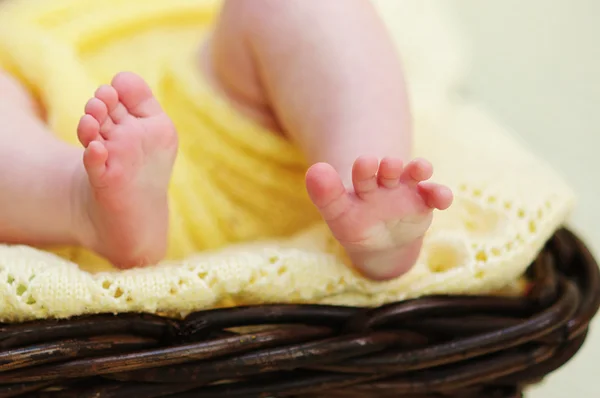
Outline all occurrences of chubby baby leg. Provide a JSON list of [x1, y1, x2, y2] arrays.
[[203, 0, 453, 279], [0, 70, 84, 247]]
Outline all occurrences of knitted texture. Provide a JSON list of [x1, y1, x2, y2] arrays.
[[0, 0, 574, 322]]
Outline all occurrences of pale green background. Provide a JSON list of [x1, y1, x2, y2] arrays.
[[451, 1, 599, 397]]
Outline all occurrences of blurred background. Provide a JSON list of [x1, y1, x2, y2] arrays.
[[450, 1, 599, 396]]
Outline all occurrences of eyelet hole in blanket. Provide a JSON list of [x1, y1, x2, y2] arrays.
[[458, 198, 506, 236], [426, 241, 468, 273]]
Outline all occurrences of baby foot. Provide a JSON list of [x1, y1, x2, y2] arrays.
[[75, 72, 178, 268], [306, 156, 453, 280]]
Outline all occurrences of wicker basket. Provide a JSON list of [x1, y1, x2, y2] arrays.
[[0, 228, 598, 398]]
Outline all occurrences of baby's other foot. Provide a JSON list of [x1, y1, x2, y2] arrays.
[[75, 72, 178, 268], [306, 157, 452, 280]]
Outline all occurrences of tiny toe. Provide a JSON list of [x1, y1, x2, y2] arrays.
[[377, 157, 404, 188], [111, 71, 163, 117], [83, 141, 108, 183], [94, 85, 119, 111], [95, 84, 128, 123], [400, 158, 433, 186], [306, 163, 352, 221], [352, 156, 379, 196], [84, 97, 109, 124], [408, 158, 434, 181], [77, 114, 101, 147], [85, 97, 113, 137], [417, 182, 454, 210]]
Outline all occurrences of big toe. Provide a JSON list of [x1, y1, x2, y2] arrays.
[[306, 163, 351, 221], [111, 72, 162, 118]]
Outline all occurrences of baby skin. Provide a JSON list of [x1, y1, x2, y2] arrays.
[[77, 74, 450, 275], [81, 0, 451, 278], [0, 0, 452, 280], [75, 73, 178, 268]]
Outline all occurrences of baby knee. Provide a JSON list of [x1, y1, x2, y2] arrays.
[[0, 70, 44, 117]]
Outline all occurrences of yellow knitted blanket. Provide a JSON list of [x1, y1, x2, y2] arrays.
[[0, 0, 575, 322]]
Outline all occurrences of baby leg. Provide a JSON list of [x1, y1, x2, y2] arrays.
[[204, 0, 453, 280], [0, 70, 177, 268], [0, 71, 84, 247]]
